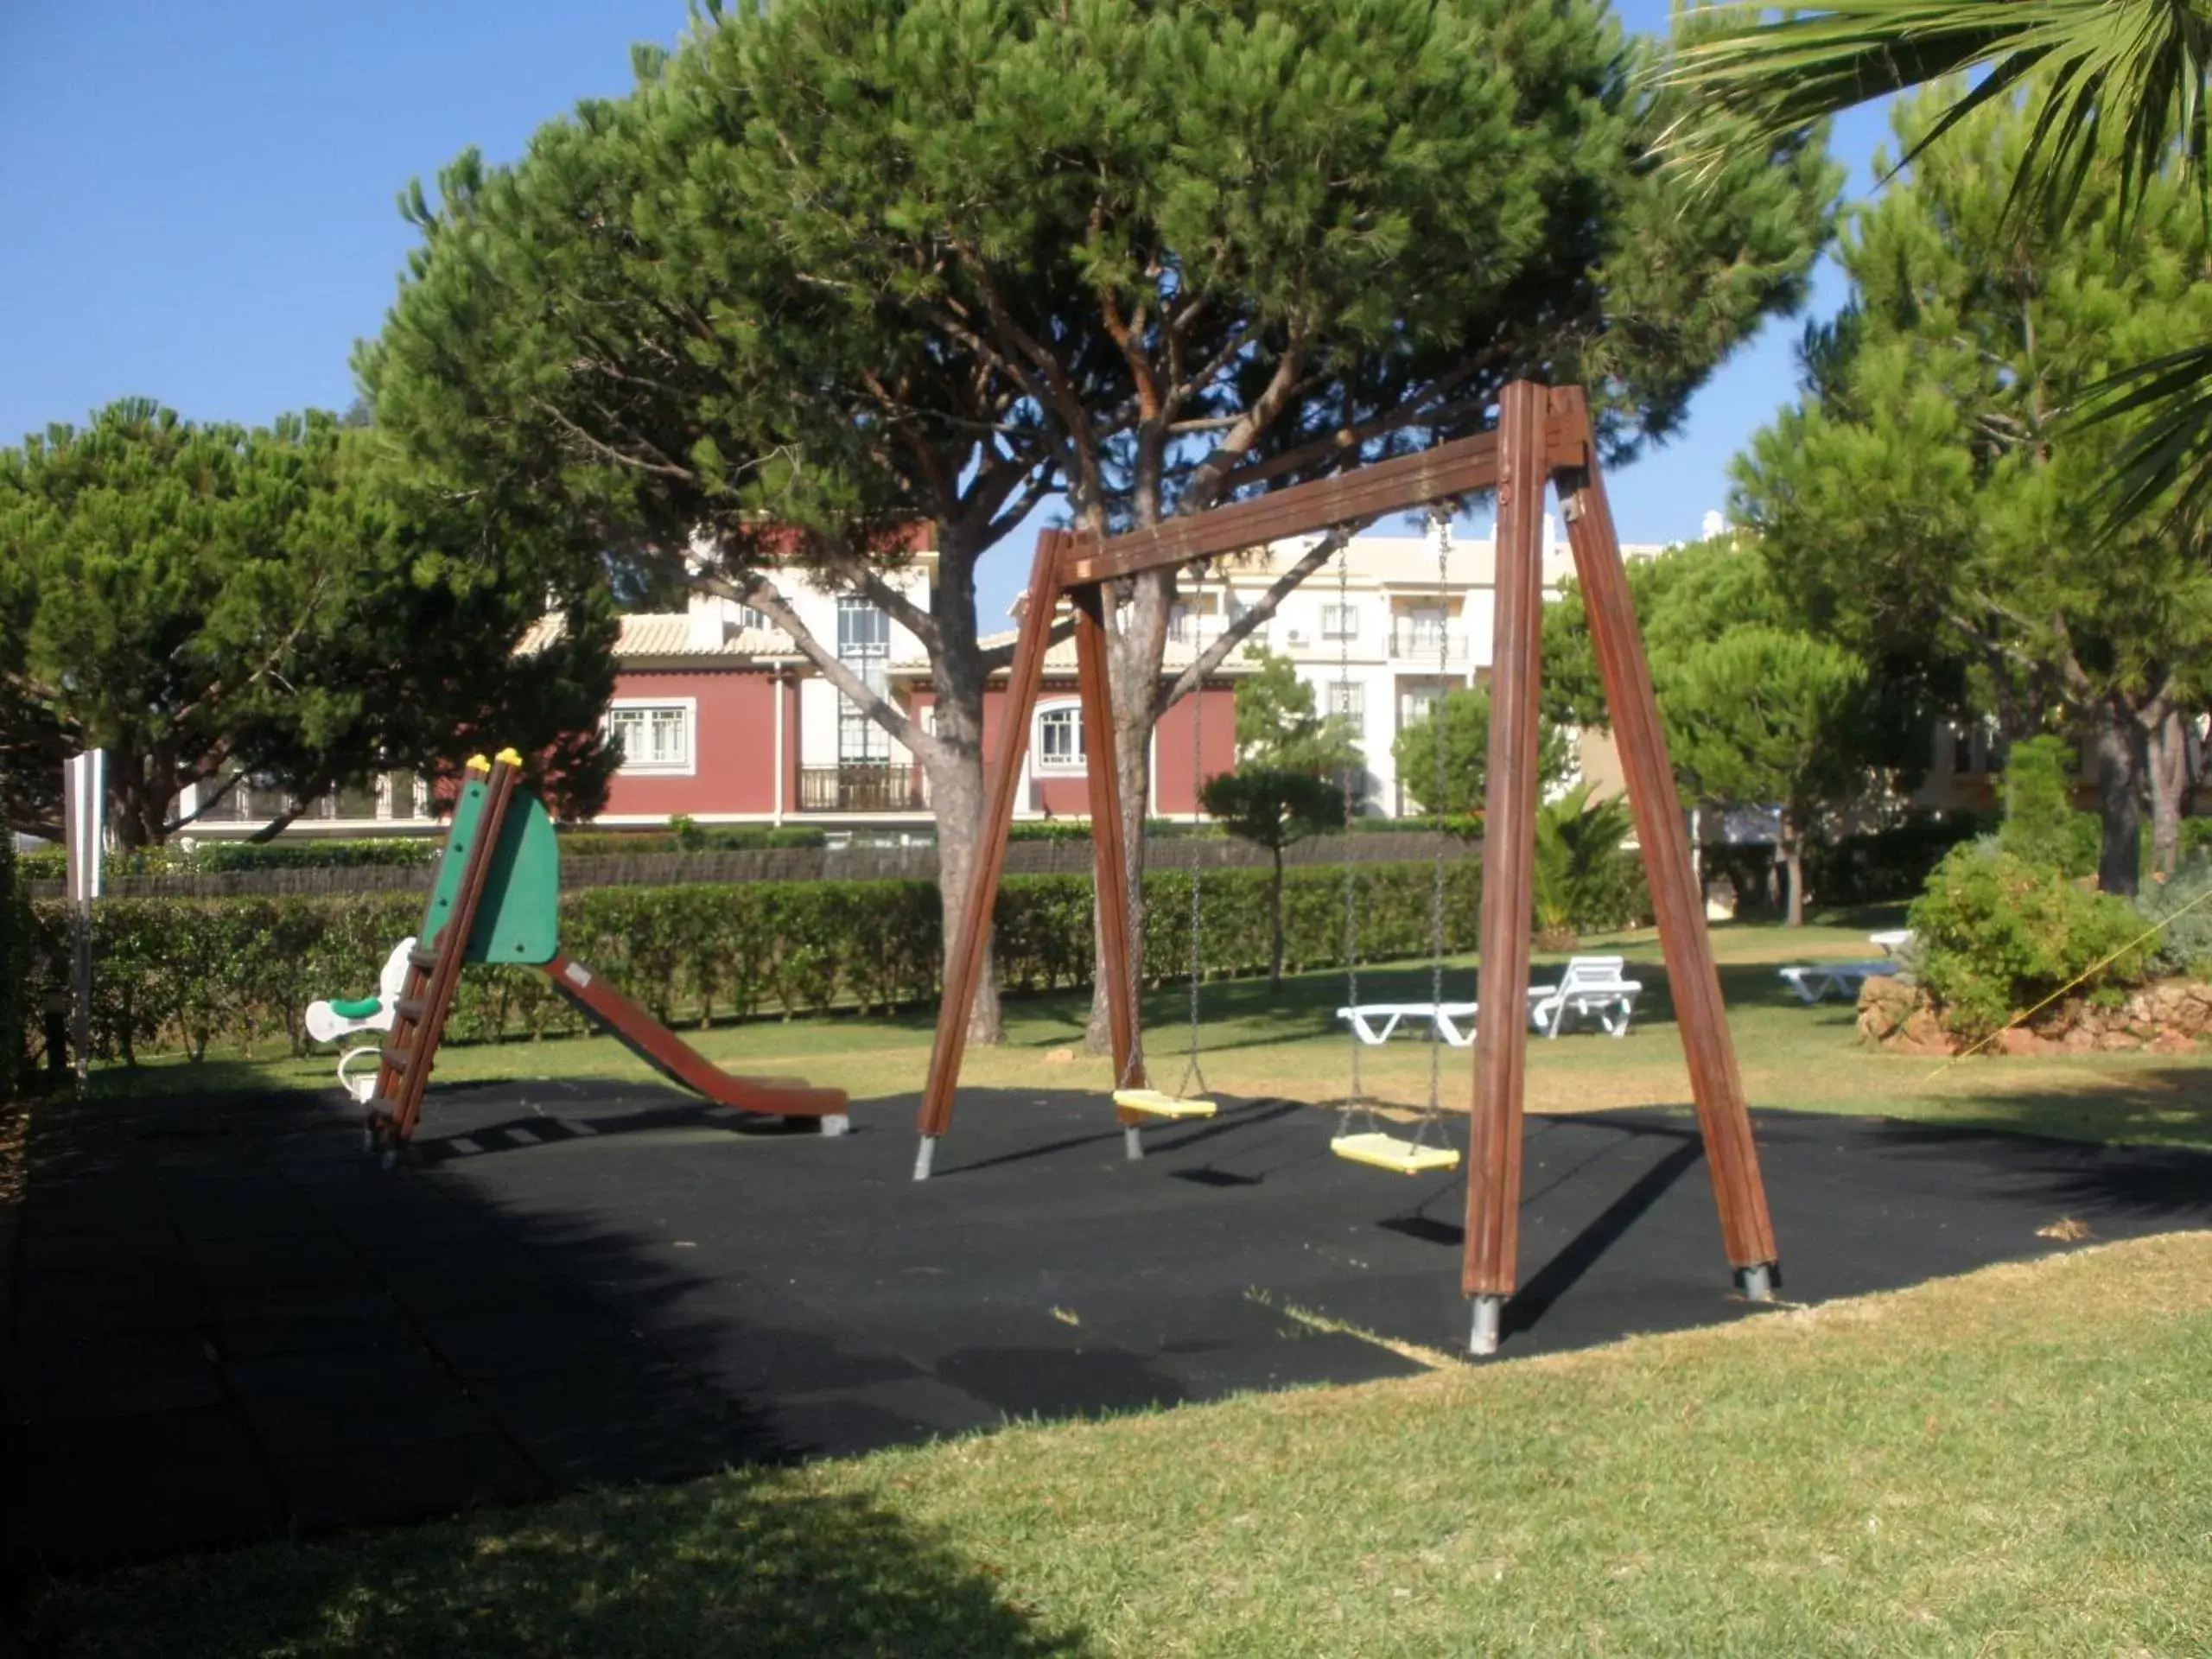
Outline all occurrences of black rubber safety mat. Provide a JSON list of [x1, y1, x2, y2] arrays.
[[6, 1077, 2208, 1567]]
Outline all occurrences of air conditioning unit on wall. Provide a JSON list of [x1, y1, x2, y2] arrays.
[[1285, 629, 1306, 644]]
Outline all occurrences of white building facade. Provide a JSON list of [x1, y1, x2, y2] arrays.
[[1179, 517, 1666, 815]]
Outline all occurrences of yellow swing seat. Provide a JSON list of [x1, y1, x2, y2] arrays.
[[1113, 1088, 1218, 1120], [1330, 1131, 1462, 1176]]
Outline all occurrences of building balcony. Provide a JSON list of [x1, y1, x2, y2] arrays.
[[799, 763, 926, 813], [1389, 625, 1469, 664]]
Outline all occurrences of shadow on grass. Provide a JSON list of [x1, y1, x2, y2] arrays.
[[73, 1058, 329, 1105], [28, 1469, 1091, 1658], [1866, 1076, 2212, 1172]]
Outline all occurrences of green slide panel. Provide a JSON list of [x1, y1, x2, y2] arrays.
[[418, 779, 563, 965]]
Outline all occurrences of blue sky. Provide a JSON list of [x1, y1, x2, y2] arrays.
[[0, 1, 1891, 620]]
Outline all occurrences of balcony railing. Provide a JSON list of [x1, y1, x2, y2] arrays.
[[1389, 624, 1468, 663], [799, 763, 926, 813]]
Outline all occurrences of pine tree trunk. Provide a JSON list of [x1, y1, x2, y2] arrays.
[[928, 756, 1003, 1044], [2094, 698, 2145, 897], [1087, 569, 1174, 1054], [2145, 701, 2190, 880], [111, 748, 162, 849], [919, 583, 1003, 1046], [1781, 815, 1806, 928]]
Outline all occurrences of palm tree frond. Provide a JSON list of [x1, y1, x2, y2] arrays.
[[1661, 0, 2212, 226], [2075, 346, 2212, 530]]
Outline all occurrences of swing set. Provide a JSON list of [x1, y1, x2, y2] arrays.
[[917, 381, 1780, 1356]]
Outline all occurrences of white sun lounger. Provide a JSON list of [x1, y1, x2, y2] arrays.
[[1337, 1003, 1480, 1048], [1777, 960, 1898, 1005], [1526, 956, 1643, 1039], [1869, 929, 1915, 957]]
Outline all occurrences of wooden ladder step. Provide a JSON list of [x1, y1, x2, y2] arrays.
[[378, 1045, 414, 1074], [408, 947, 443, 974], [393, 996, 428, 1023]]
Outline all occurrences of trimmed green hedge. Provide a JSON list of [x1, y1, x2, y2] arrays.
[[1006, 820, 1230, 842], [16, 825, 837, 882], [26, 856, 1484, 1065], [560, 824, 831, 855], [194, 838, 442, 873]]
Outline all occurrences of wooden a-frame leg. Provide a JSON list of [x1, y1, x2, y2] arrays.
[[914, 531, 1068, 1175], [1463, 380, 1551, 1352], [1071, 584, 1147, 1154], [1548, 385, 1778, 1288]]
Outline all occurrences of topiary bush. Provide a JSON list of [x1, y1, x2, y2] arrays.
[[1909, 843, 2146, 1039]]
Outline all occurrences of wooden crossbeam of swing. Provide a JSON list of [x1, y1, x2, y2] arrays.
[[1056, 420, 1587, 589]]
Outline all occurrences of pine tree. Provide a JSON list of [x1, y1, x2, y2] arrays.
[[1662, 627, 1874, 926], [0, 403, 615, 843], [365, 0, 1838, 1041], [1732, 89, 2212, 893], [1391, 687, 1574, 819]]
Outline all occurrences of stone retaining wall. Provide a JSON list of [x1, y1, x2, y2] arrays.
[[1858, 974, 2212, 1057]]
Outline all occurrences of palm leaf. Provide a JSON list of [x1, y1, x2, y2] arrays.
[[1661, 0, 2212, 227], [2074, 345, 2212, 526]]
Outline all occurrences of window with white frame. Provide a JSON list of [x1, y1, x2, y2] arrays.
[[1400, 686, 1446, 729], [836, 596, 893, 762], [606, 700, 696, 772], [1321, 604, 1360, 639], [1328, 681, 1365, 735], [1036, 703, 1085, 769], [838, 683, 893, 763], [836, 595, 890, 656], [738, 604, 771, 630]]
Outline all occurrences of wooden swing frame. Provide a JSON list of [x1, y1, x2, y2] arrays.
[[916, 381, 1779, 1350]]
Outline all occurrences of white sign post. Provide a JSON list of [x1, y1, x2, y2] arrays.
[[63, 751, 105, 1084]]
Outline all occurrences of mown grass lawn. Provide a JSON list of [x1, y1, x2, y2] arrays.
[[99, 909, 2212, 1153], [27, 1234, 2212, 1656]]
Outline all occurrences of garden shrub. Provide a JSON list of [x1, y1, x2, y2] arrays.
[[1530, 786, 1648, 941], [2178, 817, 2212, 866], [1909, 843, 2145, 1039], [29, 855, 1489, 1064], [2137, 857, 2212, 978], [1998, 735, 2100, 877]]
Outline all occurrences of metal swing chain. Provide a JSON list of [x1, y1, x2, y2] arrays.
[[1178, 563, 1212, 1101], [1419, 508, 1453, 1146], [1337, 543, 1380, 1141], [1114, 588, 1147, 1095]]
